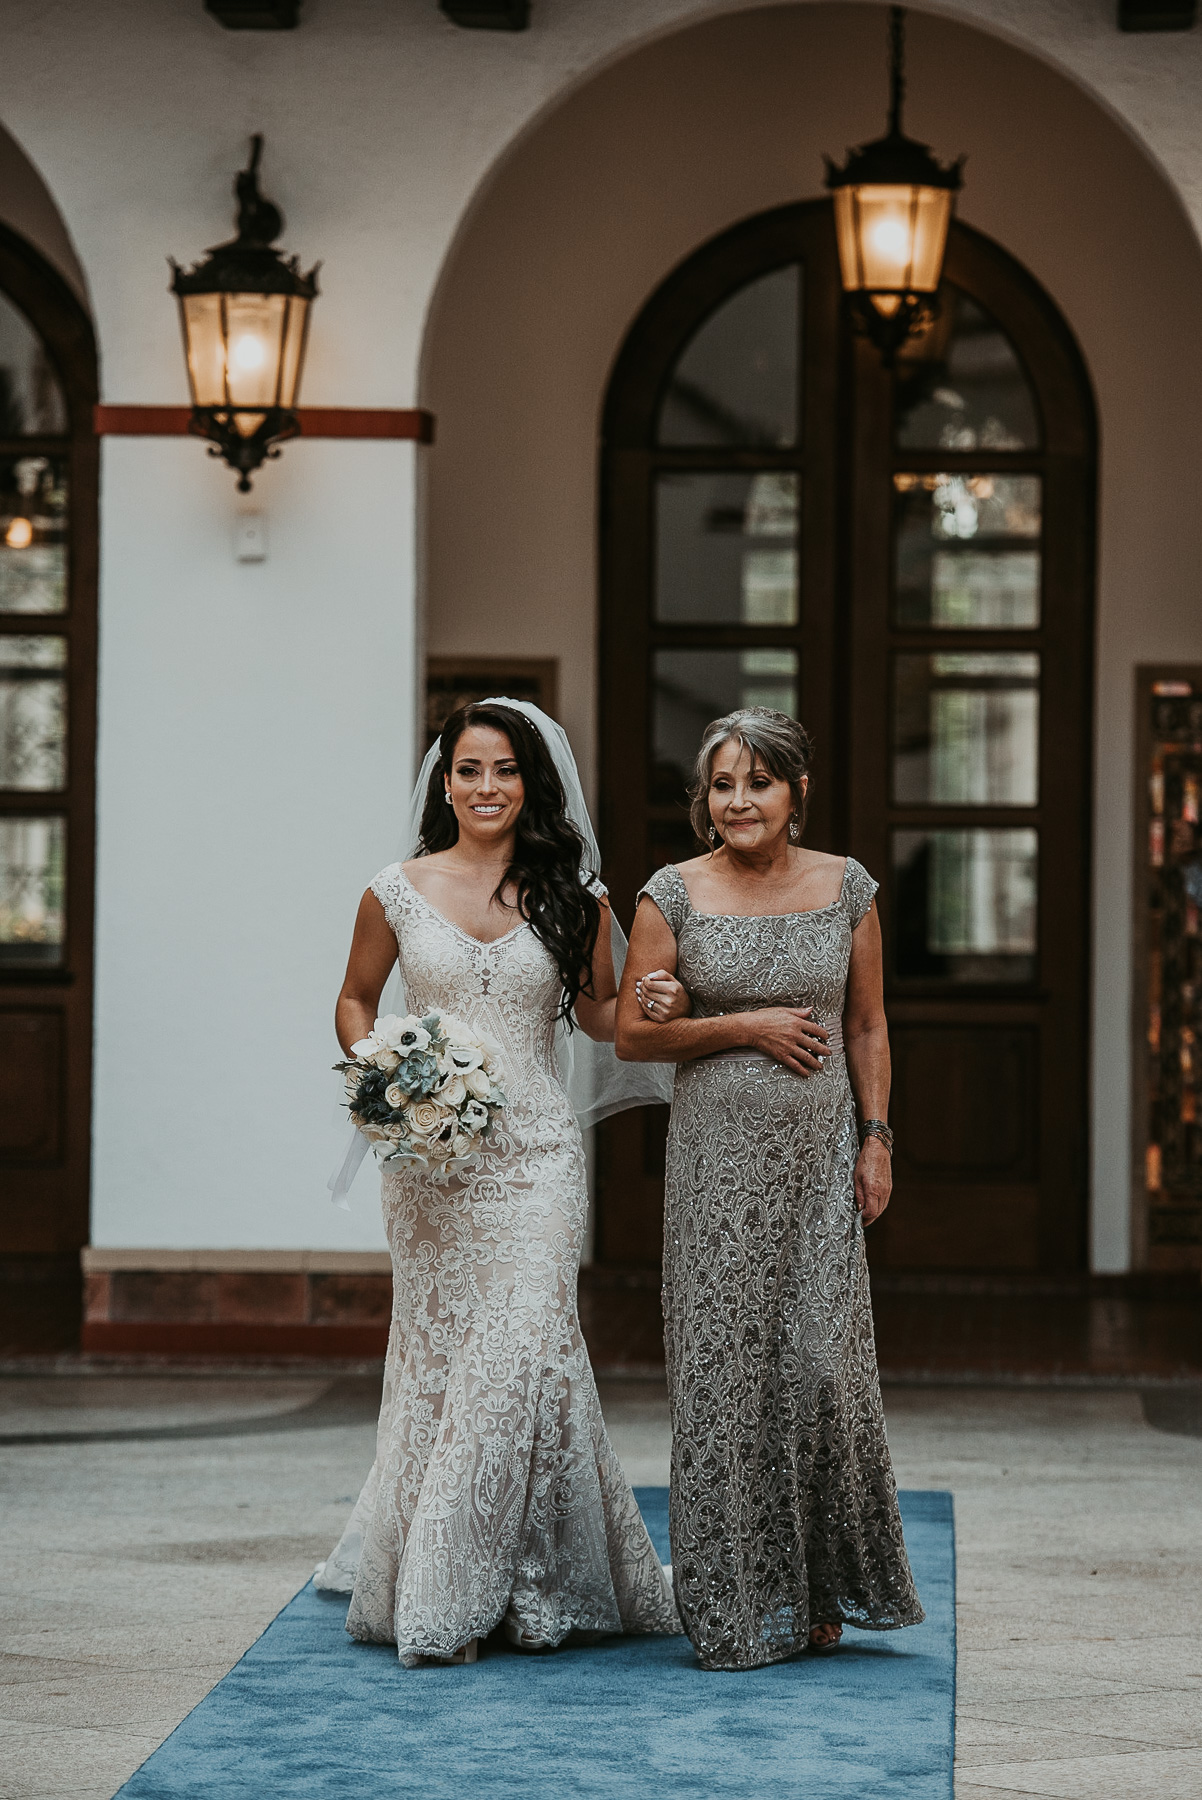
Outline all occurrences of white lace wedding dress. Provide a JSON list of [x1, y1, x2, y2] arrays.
[[315, 864, 679, 1664]]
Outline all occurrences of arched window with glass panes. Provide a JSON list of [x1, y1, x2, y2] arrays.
[[0, 223, 98, 1308], [599, 205, 1095, 1278]]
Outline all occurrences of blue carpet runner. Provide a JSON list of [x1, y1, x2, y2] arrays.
[[115, 1488, 954, 1799]]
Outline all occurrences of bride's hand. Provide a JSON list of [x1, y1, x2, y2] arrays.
[[635, 969, 691, 1022], [742, 1007, 830, 1076]]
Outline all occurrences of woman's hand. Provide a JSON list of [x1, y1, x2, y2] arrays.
[[854, 1137, 892, 1226], [742, 1007, 830, 1076], [635, 969, 691, 1022]]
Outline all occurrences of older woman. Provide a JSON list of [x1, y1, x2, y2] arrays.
[[616, 707, 923, 1671]]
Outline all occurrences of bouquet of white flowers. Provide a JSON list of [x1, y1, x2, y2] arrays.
[[335, 1012, 506, 1172]]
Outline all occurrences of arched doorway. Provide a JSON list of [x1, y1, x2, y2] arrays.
[[597, 206, 1095, 1275], [0, 222, 98, 1346]]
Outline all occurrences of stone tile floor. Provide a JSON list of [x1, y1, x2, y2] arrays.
[[0, 1373, 1199, 1798]]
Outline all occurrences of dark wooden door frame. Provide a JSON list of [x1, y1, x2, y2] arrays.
[[598, 202, 843, 1265], [0, 223, 99, 1280], [597, 203, 1096, 1275], [847, 223, 1096, 1271]]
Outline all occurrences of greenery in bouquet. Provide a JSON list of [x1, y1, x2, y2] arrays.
[[335, 1012, 506, 1171]]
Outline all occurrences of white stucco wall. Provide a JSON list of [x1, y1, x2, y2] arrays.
[[91, 440, 414, 1250], [0, 0, 1196, 1255]]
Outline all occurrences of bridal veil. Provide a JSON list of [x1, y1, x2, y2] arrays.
[[329, 696, 673, 1204]]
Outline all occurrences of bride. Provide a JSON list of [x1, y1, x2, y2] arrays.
[[316, 698, 683, 1665]]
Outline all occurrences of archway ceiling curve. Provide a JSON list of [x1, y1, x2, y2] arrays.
[[423, 0, 1202, 389], [0, 118, 90, 316]]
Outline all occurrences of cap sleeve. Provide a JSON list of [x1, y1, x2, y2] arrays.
[[635, 863, 690, 937], [369, 862, 405, 934], [842, 857, 879, 929]]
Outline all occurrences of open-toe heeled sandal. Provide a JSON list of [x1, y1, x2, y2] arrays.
[[807, 1623, 843, 1653], [427, 1637, 478, 1666], [503, 1620, 552, 1653]]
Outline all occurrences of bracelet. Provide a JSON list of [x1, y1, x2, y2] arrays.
[[859, 1119, 894, 1152]]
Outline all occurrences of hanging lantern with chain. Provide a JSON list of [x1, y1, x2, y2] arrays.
[[170, 137, 319, 492], [824, 7, 964, 363]]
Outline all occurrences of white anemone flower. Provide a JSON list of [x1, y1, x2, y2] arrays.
[[460, 1099, 490, 1135], [358, 1014, 432, 1057], [385, 1015, 431, 1054], [439, 1042, 485, 1075]]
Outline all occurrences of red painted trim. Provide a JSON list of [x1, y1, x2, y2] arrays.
[[93, 405, 435, 443], [81, 1321, 389, 1358], [298, 408, 435, 442]]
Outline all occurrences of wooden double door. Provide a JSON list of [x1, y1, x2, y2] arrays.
[[0, 225, 98, 1342], [597, 204, 1095, 1274]]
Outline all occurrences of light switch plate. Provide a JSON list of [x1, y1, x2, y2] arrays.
[[235, 514, 267, 562]]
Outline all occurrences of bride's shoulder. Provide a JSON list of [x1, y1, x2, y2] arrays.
[[400, 850, 461, 889], [368, 861, 409, 910]]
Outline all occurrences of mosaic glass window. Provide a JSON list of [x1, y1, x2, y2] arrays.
[[1143, 679, 1202, 1252]]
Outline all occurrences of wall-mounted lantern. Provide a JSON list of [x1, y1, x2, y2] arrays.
[[170, 137, 319, 491], [824, 7, 963, 363]]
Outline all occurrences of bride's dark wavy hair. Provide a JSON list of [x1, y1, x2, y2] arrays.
[[417, 702, 600, 1024]]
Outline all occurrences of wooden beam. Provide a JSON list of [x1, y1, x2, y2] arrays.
[[93, 405, 435, 443]]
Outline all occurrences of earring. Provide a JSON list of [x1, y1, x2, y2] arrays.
[[709, 824, 721, 847], [789, 815, 800, 842], [444, 790, 453, 805]]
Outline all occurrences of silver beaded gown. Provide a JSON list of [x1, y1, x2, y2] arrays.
[[638, 857, 923, 1671]]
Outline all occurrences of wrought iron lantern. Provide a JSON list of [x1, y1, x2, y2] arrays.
[[170, 137, 319, 491], [824, 7, 963, 362]]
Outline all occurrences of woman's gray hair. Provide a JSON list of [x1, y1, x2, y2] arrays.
[[688, 708, 814, 847]]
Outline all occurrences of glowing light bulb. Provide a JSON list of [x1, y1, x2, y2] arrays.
[[231, 333, 267, 372], [870, 217, 910, 261], [5, 516, 33, 550]]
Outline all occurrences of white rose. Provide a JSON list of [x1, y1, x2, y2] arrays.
[[408, 1100, 446, 1138], [437, 1014, 473, 1045], [374, 1048, 401, 1073], [464, 1068, 491, 1099], [450, 1133, 475, 1160], [437, 1073, 467, 1108], [384, 1082, 404, 1109]]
